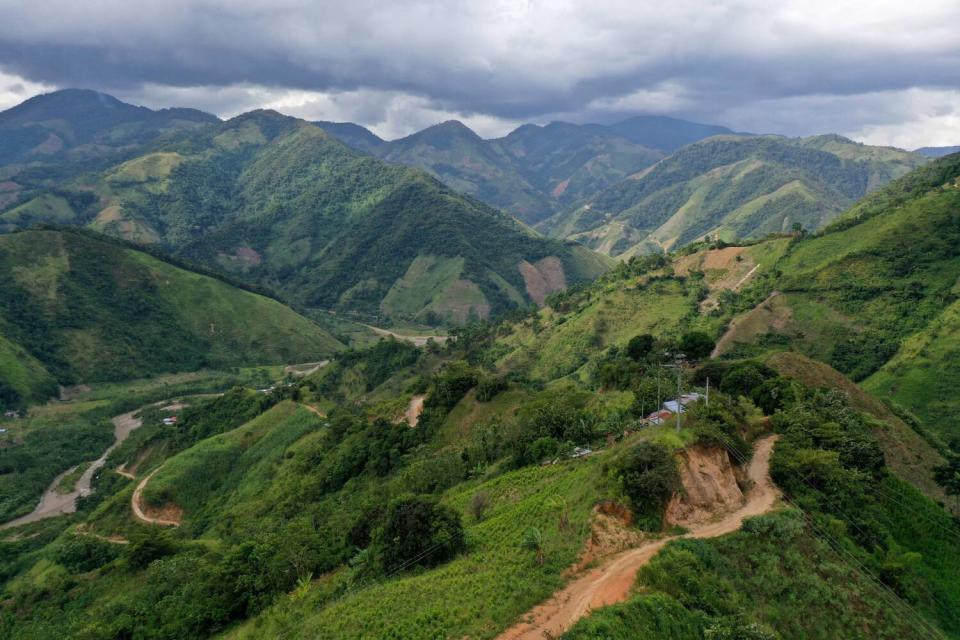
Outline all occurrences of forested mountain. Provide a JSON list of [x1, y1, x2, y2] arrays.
[[0, 89, 218, 167], [543, 134, 927, 256], [378, 120, 555, 223], [0, 228, 342, 407], [0, 107, 610, 324], [4, 154, 960, 640], [314, 115, 736, 225]]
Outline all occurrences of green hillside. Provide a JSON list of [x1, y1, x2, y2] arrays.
[[2, 222, 959, 638], [323, 119, 665, 225], [545, 134, 927, 257], [0, 228, 342, 404], [714, 152, 960, 438], [35, 111, 609, 324]]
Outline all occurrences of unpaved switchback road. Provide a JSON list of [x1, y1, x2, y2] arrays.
[[131, 466, 181, 527], [0, 409, 145, 530], [497, 435, 780, 640]]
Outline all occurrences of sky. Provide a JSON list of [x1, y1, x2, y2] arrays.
[[0, 0, 958, 147]]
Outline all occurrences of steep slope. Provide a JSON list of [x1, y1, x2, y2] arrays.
[[496, 122, 664, 216], [0, 228, 343, 400], [377, 120, 554, 223], [50, 111, 610, 323], [546, 134, 927, 256], [324, 119, 667, 225], [715, 152, 960, 436]]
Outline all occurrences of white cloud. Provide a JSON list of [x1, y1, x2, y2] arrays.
[[0, 69, 54, 111]]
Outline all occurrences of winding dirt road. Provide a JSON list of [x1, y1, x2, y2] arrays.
[[0, 410, 145, 530], [131, 466, 181, 527], [497, 436, 779, 640]]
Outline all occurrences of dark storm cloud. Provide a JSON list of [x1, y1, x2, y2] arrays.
[[0, 0, 958, 144]]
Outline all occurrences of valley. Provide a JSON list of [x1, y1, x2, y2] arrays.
[[0, 86, 959, 640]]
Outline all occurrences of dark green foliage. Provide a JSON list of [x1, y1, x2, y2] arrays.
[[124, 528, 179, 569], [679, 331, 715, 361], [336, 338, 421, 390], [508, 389, 597, 467], [614, 442, 681, 520], [626, 334, 655, 361], [426, 362, 478, 411], [475, 375, 508, 402], [370, 494, 465, 573], [750, 377, 797, 415], [718, 361, 777, 398], [54, 536, 121, 573]]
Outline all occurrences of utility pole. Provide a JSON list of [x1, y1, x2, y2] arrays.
[[675, 356, 683, 432], [706, 377, 710, 407]]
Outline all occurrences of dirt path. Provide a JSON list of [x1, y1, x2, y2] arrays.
[[131, 466, 181, 527], [299, 403, 326, 418], [1, 409, 145, 530], [496, 436, 779, 640], [363, 324, 448, 347], [284, 361, 330, 377], [404, 395, 425, 427], [733, 263, 760, 290]]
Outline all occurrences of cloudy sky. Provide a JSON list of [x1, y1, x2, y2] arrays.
[[0, 0, 958, 147]]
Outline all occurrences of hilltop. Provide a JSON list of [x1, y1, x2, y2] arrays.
[[543, 134, 927, 257], [0, 228, 342, 407]]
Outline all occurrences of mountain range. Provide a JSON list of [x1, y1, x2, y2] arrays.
[[314, 115, 734, 224], [0, 91, 610, 325]]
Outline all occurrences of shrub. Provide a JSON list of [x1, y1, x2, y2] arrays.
[[55, 535, 121, 573], [370, 494, 465, 573], [626, 334, 655, 362], [679, 331, 715, 361], [616, 442, 681, 518], [475, 376, 508, 402]]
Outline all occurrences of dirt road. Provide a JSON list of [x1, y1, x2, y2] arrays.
[[497, 436, 779, 639], [1, 409, 145, 530], [131, 466, 181, 527], [363, 324, 448, 347]]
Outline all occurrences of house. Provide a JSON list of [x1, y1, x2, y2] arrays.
[[570, 447, 593, 459], [162, 416, 179, 426], [647, 410, 673, 425], [662, 393, 704, 414]]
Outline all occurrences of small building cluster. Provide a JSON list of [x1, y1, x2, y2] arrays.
[[162, 416, 178, 426], [646, 392, 704, 425]]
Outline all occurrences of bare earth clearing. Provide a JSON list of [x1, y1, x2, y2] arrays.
[[497, 436, 779, 639]]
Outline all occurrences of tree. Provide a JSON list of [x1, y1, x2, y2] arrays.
[[371, 494, 465, 573], [679, 331, 715, 361], [626, 334, 655, 362], [617, 442, 681, 518]]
